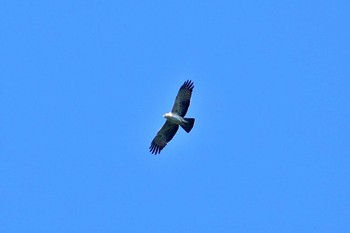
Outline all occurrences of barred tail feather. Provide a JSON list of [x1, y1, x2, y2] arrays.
[[181, 118, 195, 133]]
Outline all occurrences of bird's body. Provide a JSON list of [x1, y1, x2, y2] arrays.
[[150, 80, 195, 155], [163, 112, 185, 125]]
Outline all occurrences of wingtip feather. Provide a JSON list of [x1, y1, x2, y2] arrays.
[[182, 80, 194, 91]]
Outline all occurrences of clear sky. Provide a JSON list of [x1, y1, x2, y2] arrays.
[[1, 0, 349, 232]]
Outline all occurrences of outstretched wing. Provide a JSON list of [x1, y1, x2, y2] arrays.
[[171, 80, 194, 117], [150, 120, 179, 154]]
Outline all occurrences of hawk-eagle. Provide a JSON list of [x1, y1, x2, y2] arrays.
[[149, 80, 195, 154]]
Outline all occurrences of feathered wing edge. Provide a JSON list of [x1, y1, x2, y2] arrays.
[[171, 80, 194, 117], [149, 121, 179, 155]]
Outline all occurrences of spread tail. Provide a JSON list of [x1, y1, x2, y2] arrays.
[[181, 118, 195, 133]]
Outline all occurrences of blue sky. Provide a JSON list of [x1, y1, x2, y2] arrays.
[[1, 0, 349, 232]]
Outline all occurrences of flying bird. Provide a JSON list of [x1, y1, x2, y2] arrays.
[[149, 80, 195, 155]]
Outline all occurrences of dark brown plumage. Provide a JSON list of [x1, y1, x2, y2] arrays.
[[149, 80, 195, 155]]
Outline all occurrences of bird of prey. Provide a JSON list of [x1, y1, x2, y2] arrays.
[[149, 80, 195, 155]]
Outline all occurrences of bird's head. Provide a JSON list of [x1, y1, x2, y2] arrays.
[[163, 112, 173, 119]]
